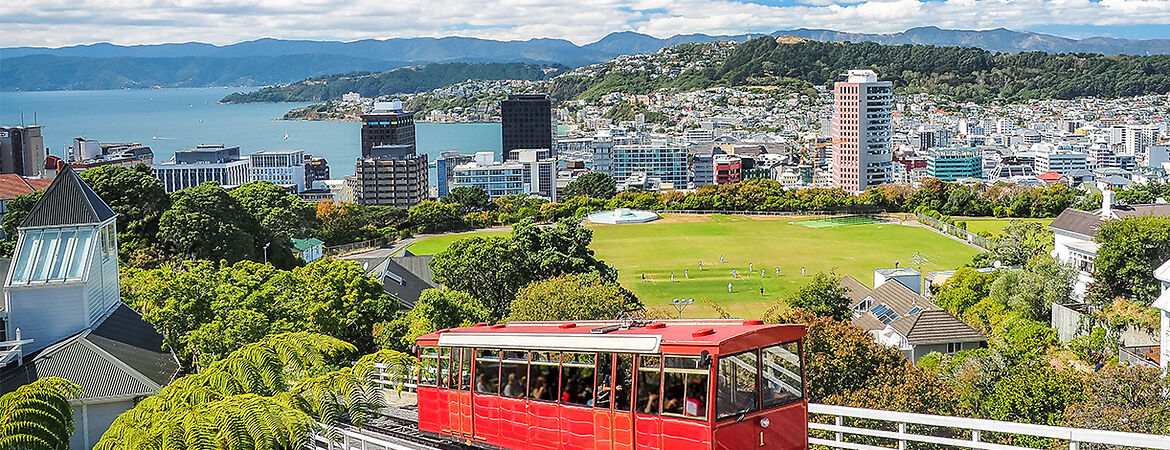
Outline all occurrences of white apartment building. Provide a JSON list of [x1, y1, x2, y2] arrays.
[[1113, 124, 1161, 156], [832, 70, 893, 193], [612, 140, 690, 188], [451, 152, 526, 198], [250, 150, 306, 192], [1036, 151, 1088, 175], [152, 144, 251, 193]]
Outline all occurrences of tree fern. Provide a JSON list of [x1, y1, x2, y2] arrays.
[[0, 377, 82, 450], [95, 333, 415, 449]]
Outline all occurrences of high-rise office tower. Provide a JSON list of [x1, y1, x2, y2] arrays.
[[360, 101, 416, 158], [0, 126, 46, 177], [354, 102, 428, 207], [501, 94, 553, 160], [832, 70, 893, 193]]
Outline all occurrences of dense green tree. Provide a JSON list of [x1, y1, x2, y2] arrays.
[[983, 360, 1086, 428], [293, 258, 398, 352], [988, 220, 1053, 267], [563, 172, 618, 200], [1065, 365, 1170, 435], [429, 235, 527, 315], [230, 180, 317, 240], [0, 190, 43, 239], [386, 288, 491, 351], [0, 377, 82, 450], [157, 182, 268, 265], [408, 200, 463, 233], [78, 164, 171, 265], [1091, 216, 1170, 304], [767, 310, 954, 414], [508, 274, 640, 322], [988, 256, 1074, 322], [442, 186, 490, 213], [122, 259, 397, 370], [787, 271, 852, 320], [933, 267, 999, 315], [430, 220, 616, 316]]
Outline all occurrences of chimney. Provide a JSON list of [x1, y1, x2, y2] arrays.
[[1098, 182, 1113, 218]]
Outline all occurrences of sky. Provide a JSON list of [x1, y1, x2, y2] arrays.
[[1, 0, 1169, 48]]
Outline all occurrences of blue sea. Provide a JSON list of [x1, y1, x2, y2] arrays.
[[0, 87, 502, 180]]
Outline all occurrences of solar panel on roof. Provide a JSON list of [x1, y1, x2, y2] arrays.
[[908, 307, 922, 315]]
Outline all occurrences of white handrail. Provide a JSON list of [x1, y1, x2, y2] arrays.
[[809, 403, 1170, 449]]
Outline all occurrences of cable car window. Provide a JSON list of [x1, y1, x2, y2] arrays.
[[560, 352, 595, 406], [419, 347, 439, 387], [662, 355, 709, 421], [529, 351, 559, 401], [717, 350, 759, 420], [593, 353, 613, 408], [636, 355, 661, 415], [459, 348, 473, 391], [761, 341, 803, 409], [614, 354, 633, 412], [438, 348, 452, 389], [501, 351, 528, 398], [475, 349, 501, 394]]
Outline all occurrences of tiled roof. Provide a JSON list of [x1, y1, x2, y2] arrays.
[[888, 309, 985, 345], [0, 304, 178, 400], [21, 165, 116, 228], [88, 304, 179, 387], [839, 275, 870, 305], [292, 237, 325, 251], [1048, 208, 1104, 238], [0, 174, 52, 201], [870, 280, 931, 316], [1112, 204, 1170, 219]]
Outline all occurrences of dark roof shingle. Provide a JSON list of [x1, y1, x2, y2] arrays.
[[0, 304, 178, 399], [21, 164, 116, 228], [889, 310, 985, 345], [1048, 208, 1104, 238]]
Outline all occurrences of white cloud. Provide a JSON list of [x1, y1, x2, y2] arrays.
[[0, 0, 1168, 48]]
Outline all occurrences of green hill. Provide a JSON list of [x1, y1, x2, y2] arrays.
[[550, 38, 1170, 103], [220, 62, 564, 103]]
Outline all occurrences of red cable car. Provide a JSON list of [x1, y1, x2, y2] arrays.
[[414, 319, 808, 449]]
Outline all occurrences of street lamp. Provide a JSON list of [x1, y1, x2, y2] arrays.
[[263, 242, 271, 265], [670, 298, 694, 319]]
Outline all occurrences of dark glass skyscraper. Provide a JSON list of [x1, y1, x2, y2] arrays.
[[355, 102, 428, 207], [360, 104, 416, 158], [501, 94, 553, 160]]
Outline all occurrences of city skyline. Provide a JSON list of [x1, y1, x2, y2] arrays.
[[1, 0, 1169, 48]]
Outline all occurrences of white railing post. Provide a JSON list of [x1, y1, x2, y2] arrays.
[[971, 429, 980, 443], [898, 422, 907, 450], [835, 415, 843, 442], [1069, 441, 1079, 450]]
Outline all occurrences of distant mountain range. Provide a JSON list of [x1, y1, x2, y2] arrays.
[[4, 27, 1170, 91]]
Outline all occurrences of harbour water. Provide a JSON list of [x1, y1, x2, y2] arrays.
[[0, 87, 502, 179]]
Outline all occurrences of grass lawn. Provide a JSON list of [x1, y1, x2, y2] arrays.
[[406, 214, 979, 319], [955, 217, 1054, 238], [404, 229, 511, 255]]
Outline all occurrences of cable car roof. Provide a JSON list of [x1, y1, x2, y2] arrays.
[[417, 319, 805, 354]]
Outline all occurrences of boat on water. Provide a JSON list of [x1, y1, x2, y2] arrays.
[[152, 136, 170, 140]]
